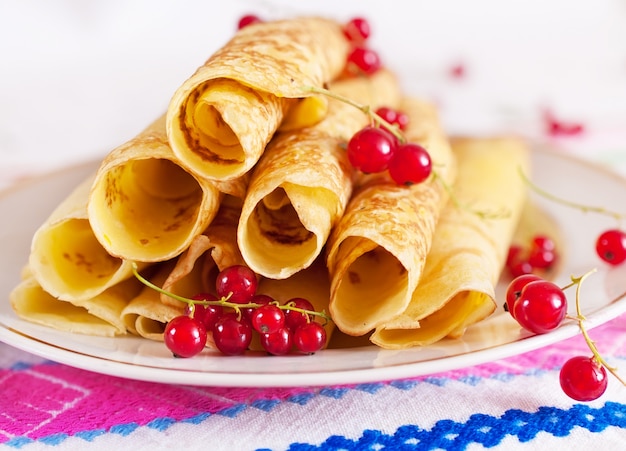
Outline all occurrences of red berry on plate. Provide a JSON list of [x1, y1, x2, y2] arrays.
[[250, 304, 285, 334], [559, 356, 608, 401], [260, 328, 293, 356], [595, 229, 626, 265], [347, 126, 396, 174], [505, 274, 543, 318], [212, 314, 253, 355], [387, 143, 432, 185], [215, 265, 258, 304], [346, 46, 381, 75], [293, 322, 327, 354], [343, 17, 371, 44], [513, 280, 567, 334], [283, 297, 315, 331], [164, 316, 207, 358]]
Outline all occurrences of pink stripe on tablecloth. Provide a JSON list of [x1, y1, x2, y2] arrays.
[[1, 313, 624, 442]]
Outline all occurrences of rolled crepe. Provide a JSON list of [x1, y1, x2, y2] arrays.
[[121, 262, 184, 340], [160, 196, 246, 307], [371, 137, 530, 348], [237, 70, 402, 279], [326, 98, 456, 336], [88, 115, 221, 262], [10, 272, 145, 337], [166, 17, 350, 181], [28, 175, 141, 302]]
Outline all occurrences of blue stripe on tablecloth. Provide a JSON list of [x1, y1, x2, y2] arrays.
[[278, 402, 626, 451]]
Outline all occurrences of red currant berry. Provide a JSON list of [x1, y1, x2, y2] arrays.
[[260, 328, 293, 356], [346, 46, 381, 75], [343, 17, 371, 44], [283, 298, 315, 330], [250, 304, 285, 334], [596, 229, 626, 266], [559, 356, 608, 401], [347, 126, 396, 173], [241, 294, 274, 322], [215, 265, 258, 304], [508, 259, 534, 278], [187, 293, 223, 330], [505, 274, 543, 318], [375, 107, 409, 131], [293, 322, 327, 354], [388, 143, 432, 185], [237, 14, 262, 29], [528, 247, 557, 269], [513, 280, 567, 334], [212, 314, 252, 355], [506, 245, 524, 268], [164, 316, 207, 358]]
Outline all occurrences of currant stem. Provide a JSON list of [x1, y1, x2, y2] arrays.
[[519, 168, 624, 223], [131, 263, 332, 322], [300, 85, 405, 143], [571, 269, 626, 387]]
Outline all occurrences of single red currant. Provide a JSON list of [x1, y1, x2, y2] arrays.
[[163, 316, 207, 358], [346, 46, 381, 75], [387, 143, 432, 185], [513, 280, 567, 334], [595, 229, 626, 266], [250, 304, 285, 334], [260, 328, 293, 356], [375, 106, 409, 131], [505, 274, 542, 318], [343, 17, 371, 44], [212, 314, 253, 355], [293, 322, 327, 354], [559, 356, 608, 401], [241, 294, 274, 322], [187, 293, 223, 330], [237, 14, 262, 29], [215, 265, 258, 304], [508, 259, 534, 278], [347, 126, 396, 173], [283, 297, 315, 330]]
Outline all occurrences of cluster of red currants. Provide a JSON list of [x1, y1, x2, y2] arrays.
[[163, 265, 328, 358], [347, 108, 433, 185], [506, 234, 559, 278]]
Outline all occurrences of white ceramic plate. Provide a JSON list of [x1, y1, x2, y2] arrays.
[[2, 148, 626, 387]]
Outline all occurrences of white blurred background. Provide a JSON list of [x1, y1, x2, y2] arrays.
[[1, 0, 626, 184]]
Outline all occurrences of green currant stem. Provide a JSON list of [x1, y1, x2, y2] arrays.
[[519, 167, 624, 223], [569, 270, 626, 387], [131, 263, 332, 322], [300, 85, 405, 144]]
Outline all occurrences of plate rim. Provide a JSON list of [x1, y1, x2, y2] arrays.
[[2, 146, 626, 387]]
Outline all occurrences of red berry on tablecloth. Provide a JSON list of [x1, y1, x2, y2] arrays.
[[559, 356, 608, 401]]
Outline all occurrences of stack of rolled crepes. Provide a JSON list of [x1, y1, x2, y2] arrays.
[[10, 16, 530, 351]]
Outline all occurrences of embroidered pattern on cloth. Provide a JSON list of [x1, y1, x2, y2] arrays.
[[1, 314, 625, 449], [281, 402, 626, 451]]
